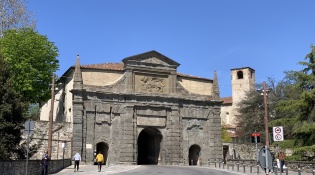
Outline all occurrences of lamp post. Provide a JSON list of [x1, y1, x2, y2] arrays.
[[262, 81, 270, 175], [48, 74, 55, 158], [263, 82, 269, 147]]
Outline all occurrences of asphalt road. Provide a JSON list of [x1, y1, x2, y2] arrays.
[[50, 165, 243, 175], [51, 164, 315, 175], [113, 165, 242, 175]]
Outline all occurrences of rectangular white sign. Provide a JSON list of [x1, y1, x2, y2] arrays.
[[273, 126, 284, 141]]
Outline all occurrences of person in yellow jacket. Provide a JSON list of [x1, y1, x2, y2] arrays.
[[96, 151, 105, 172]]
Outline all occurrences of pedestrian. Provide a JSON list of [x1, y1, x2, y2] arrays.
[[276, 149, 286, 173], [96, 151, 105, 172], [73, 152, 81, 172], [40, 151, 50, 175]]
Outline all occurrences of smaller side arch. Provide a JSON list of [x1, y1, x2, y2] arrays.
[[95, 142, 109, 165], [188, 144, 201, 166]]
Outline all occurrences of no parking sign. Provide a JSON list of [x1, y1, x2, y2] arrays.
[[273, 126, 284, 141]]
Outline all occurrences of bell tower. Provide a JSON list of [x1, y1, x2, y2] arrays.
[[231, 67, 255, 106]]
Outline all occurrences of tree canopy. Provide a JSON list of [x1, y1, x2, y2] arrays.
[[0, 28, 59, 103], [0, 52, 28, 159], [0, 0, 36, 37], [237, 45, 315, 161]]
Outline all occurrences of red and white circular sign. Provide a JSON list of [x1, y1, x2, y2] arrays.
[[273, 126, 284, 141]]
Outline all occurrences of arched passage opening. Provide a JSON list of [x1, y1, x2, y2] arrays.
[[189, 144, 201, 166], [137, 127, 162, 165], [223, 145, 229, 163], [95, 142, 109, 165]]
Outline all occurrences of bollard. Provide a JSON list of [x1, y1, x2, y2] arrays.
[[250, 161, 252, 173], [257, 163, 260, 174], [285, 163, 288, 175], [243, 161, 246, 173], [227, 162, 229, 170], [191, 160, 193, 166], [237, 160, 240, 172], [232, 163, 234, 171], [298, 163, 301, 175], [215, 159, 217, 168], [313, 164, 315, 175], [223, 160, 225, 169], [208, 159, 210, 167], [219, 159, 221, 168]]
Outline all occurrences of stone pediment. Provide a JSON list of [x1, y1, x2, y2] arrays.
[[122, 50, 180, 69]]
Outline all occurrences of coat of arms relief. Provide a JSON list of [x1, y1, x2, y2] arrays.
[[140, 76, 165, 93]]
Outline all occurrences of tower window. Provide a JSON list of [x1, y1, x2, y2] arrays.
[[237, 71, 243, 79]]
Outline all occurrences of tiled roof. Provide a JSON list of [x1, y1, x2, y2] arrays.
[[79, 63, 212, 81], [81, 63, 124, 71], [228, 131, 238, 138], [221, 97, 232, 104], [224, 124, 235, 129]]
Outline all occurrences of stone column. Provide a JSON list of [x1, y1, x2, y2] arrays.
[[164, 106, 182, 165], [118, 106, 136, 164], [72, 98, 84, 161]]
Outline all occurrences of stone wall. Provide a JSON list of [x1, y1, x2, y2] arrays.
[[223, 142, 265, 160], [0, 159, 71, 175], [22, 121, 72, 160], [219, 143, 315, 173]]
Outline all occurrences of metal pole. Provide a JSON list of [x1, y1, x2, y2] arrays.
[[48, 74, 55, 158], [265, 145, 269, 175], [255, 130, 258, 163], [26, 121, 30, 175], [63, 146, 65, 168]]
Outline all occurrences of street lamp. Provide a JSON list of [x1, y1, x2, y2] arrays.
[[258, 81, 271, 175], [263, 82, 269, 147], [257, 81, 269, 147]]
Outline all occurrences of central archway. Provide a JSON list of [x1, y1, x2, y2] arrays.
[[137, 127, 162, 165]]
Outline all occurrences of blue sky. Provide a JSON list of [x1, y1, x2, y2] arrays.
[[27, 1, 315, 97]]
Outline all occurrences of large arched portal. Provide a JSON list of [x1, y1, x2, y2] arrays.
[[96, 142, 109, 165], [189, 144, 201, 165], [137, 127, 162, 165]]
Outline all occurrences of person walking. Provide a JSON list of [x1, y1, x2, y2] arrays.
[[96, 151, 105, 172], [40, 151, 50, 175], [73, 152, 81, 172], [276, 149, 286, 173]]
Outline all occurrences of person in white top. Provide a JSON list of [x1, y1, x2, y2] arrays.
[[73, 152, 81, 172]]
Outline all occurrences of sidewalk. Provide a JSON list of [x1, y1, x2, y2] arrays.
[[208, 164, 314, 175], [50, 164, 140, 175]]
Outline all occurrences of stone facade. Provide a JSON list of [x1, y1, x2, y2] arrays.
[[42, 51, 224, 165]]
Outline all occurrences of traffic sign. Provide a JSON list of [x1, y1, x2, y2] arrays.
[[273, 126, 284, 141], [24, 119, 35, 135], [258, 147, 273, 170]]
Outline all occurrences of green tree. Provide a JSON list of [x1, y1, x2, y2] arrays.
[[0, 52, 28, 159], [221, 125, 233, 142], [236, 79, 280, 141], [273, 45, 315, 160], [0, 28, 59, 103]]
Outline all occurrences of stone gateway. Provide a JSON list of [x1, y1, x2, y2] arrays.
[[60, 51, 223, 165]]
